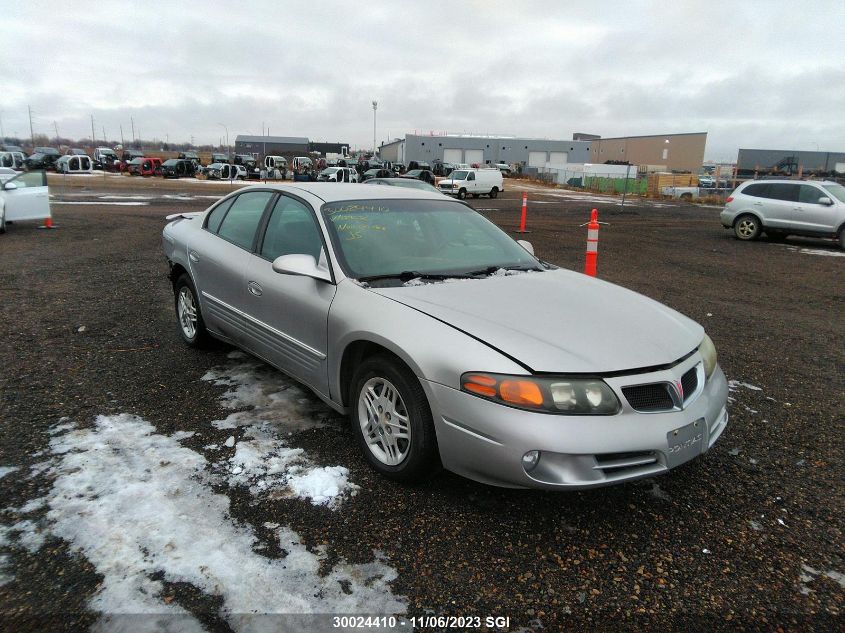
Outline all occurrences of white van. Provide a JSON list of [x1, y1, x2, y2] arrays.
[[0, 151, 26, 169], [264, 155, 288, 179], [0, 168, 52, 233], [438, 168, 504, 199], [56, 154, 93, 174]]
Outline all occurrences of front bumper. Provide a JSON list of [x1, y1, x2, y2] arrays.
[[424, 359, 729, 490]]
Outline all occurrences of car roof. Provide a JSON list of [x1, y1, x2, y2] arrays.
[[741, 179, 838, 186], [235, 182, 449, 203]]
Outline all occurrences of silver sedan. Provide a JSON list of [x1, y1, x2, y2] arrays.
[[162, 183, 728, 489]]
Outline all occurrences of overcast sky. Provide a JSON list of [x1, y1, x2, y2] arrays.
[[2, 1, 843, 161]]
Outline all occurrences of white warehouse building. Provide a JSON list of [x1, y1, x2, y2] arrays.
[[378, 134, 591, 167]]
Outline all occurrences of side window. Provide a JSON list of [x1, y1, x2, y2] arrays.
[[468, 172, 476, 181], [768, 183, 799, 202], [10, 171, 47, 188], [206, 198, 235, 233], [260, 196, 323, 261], [216, 191, 274, 249], [743, 183, 769, 198], [798, 185, 825, 204]]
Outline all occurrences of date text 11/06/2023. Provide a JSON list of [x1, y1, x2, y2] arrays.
[[332, 615, 512, 629]]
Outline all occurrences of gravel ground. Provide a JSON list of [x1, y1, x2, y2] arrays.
[[0, 178, 842, 632]]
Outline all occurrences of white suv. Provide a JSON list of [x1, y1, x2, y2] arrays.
[[720, 179, 845, 248]]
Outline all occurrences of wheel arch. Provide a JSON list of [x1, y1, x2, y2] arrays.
[[733, 210, 764, 227], [337, 338, 421, 408]]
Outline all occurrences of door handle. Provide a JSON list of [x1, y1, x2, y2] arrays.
[[189, 250, 199, 263], [247, 281, 263, 296]]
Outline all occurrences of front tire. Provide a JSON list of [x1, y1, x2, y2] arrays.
[[734, 214, 761, 240], [174, 274, 211, 347], [458, 188, 467, 200], [350, 355, 440, 483]]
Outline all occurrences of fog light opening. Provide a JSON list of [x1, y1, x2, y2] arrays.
[[522, 450, 541, 473]]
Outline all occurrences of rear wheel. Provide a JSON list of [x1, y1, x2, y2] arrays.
[[489, 187, 499, 198], [174, 274, 211, 347], [734, 214, 761, 241], [350, 355, 440, 483]]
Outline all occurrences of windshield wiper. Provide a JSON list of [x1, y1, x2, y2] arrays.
[[463, 264, 544, 277], [356, 270, 474, 283]]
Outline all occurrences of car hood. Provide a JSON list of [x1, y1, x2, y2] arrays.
[[369, 269, 703, 373]]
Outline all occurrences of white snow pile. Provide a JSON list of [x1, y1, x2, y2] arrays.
[[44, 414, 405, 630], [0, 466, 17, 479], [781, 245, 845, 258], [202, 353, 359, 507], [728, 380, 763, 392], [799, 564, 845, 595]]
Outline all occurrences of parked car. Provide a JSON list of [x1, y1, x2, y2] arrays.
[[432, 162, 456, 177], [0, 167, 51, 233], [360, 168, 393, 182], [211, 153, 229, 164], [364, 177, 441, 194], [178, 151, 202, 166], [317, 167, 359, 183], [205, 163, 247, 180], [26, 147, 61, 170], [438, 168, 504, 199], [56, 154, 94, 174], [2, 144, 24, 153], [720, 179, 845, 247], [263, 156, 288, 180], [494, 162, 512, 176], [94, 147, 119, 171], [65, 148, 88, 156], [162, 183, 728, 489], [120, 150, 145, 172], [0, 151, 26, 169], [127, 157, 163, 177], [161, 158, 196, 179], [402, 169, 435, 185], [392, 162, 406, 174]]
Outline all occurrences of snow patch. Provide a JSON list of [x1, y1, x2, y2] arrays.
[[0, 466, 17, 479], [44, 414, 405, 628], [97, 195, 154, 200], [202, 356, 359, 507], [728, 380, 763, 391]]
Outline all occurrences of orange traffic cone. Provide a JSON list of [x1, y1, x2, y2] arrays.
[[39, 216, 56, 229]]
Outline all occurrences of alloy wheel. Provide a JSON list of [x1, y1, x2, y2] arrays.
[[357, 377, 411, 466]]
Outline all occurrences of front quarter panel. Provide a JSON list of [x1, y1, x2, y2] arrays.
[[328, 280, 526, 404]]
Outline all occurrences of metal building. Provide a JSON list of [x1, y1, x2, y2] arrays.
[[379, 134, 591, 167], [234, 135, 309, 156], [736, 148, 845, 176], [589, 132, 707, 173]]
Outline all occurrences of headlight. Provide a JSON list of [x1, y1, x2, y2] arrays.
[[461, 372, 620, 415], [699, 334, 718, 379]]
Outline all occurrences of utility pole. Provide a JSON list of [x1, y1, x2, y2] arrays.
[[53, 121, 59, 145], [130, 116, 135, 147], [91, 115, 96, 148], [372, 101, 378, 157], [28, 105, 35, 147], [119, 124, 125, 148], [0, 111, 4, 142], [102, 126, 106, 145]]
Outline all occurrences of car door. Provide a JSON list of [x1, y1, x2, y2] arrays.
[[794, 184, 836, 232], [755, 183, 797, 229], [242, 193, 337, 392], [187, 190, 276, 344], [466, 171, 477, 192], [1, 170, 50, 221]]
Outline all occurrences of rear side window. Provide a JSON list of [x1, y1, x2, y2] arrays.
[[742, 183, 769, 198], [216, 191, 274, 250], [767, 183, 799, 202], [206, 198, 235, 234]]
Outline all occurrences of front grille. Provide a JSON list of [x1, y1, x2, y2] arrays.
[[681, 366, 698, 402], [594, 450, 660, 478], [622, 383, 674, 412]]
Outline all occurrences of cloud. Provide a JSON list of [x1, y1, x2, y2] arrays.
[[2, 1, 844, 160]]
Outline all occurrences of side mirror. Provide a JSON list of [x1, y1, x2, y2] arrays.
[[3, 182, 17, 191], [272, 254, 332, 282], [817, 196, 834, 206], [517, 239, 534, 255]]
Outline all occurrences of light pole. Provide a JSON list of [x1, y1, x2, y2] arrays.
[[372, 100, 378, 158]]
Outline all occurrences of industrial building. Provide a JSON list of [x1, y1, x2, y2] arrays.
[[588, 132, 707, 173], [736, 148, 845, 177], [234, 135, 309, 156], [379, 134, 591, 168]]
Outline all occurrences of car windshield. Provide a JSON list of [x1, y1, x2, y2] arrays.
[[822, 183, 845, 203], [322, 199, 540, 281], [163, 159, 179, 166], [450, 170, 469, 180]]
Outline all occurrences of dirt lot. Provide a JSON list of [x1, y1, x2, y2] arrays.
[[1, 177, 843, 632]]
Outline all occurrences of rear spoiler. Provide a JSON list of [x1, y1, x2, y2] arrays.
[[165, 212, 202, 221]]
